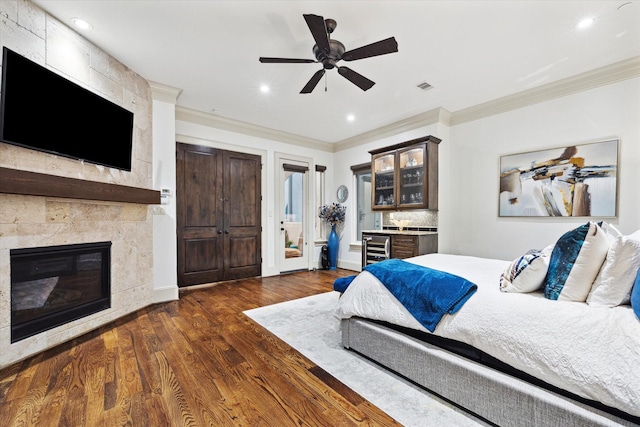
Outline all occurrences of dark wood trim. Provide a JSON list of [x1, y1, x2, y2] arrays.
[[350, 162, 371, 173], [368, 135, 442, 155], [0, 167, 161, 204], [282, 163, 309, 172]]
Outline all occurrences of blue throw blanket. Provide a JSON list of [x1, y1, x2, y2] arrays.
[[334, 259, 477, 332], [333, 275, 356, 293]]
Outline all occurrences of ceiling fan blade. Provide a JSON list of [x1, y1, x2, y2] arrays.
[[300, 69, 325, 94], [342, 37, 398, 61], [303, 14, 330, 54], [337, 66, 375, 91], [259, 57, 316, 64]]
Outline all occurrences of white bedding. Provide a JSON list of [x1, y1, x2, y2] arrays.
[[334, 253, 640, 418]]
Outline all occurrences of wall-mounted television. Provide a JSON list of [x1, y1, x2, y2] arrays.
[[0, 47, 134, 171]]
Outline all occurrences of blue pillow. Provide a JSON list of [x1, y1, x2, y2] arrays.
[[631, 269, 640, 321], [543, 222, 609, 301]]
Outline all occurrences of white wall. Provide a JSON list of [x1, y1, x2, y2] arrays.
[[444, 77, 640, 261], [153, 77, 639, 275], [151, 98, 179, 301]]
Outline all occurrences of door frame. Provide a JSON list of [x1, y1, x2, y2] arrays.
[[275, 152, 313, 273]]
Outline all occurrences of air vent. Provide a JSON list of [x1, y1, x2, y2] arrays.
[[416, 81, 432, 91]]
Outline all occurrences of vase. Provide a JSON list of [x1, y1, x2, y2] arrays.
[[327, 224, 339, 270]]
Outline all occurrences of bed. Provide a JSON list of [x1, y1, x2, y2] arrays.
[[334, 222, 640, 427]]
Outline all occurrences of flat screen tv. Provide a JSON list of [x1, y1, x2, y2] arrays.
[[0, 47, 134, 171]]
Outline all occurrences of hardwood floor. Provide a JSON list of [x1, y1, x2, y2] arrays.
[[0, 269, 401, 426]]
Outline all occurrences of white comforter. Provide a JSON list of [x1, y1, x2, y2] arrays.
[[334, 253, 640, 418]]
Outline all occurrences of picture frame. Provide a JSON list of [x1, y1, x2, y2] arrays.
[[499, 139, 618, 217]]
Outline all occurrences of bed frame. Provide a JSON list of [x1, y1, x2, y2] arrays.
[[341, 317, 639, 427]]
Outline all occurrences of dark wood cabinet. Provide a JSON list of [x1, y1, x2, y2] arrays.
[[390, 234, 438, 259], [176, 143, 261, 287], [362, 230, 438, 268], [369, 135, 440, 211]]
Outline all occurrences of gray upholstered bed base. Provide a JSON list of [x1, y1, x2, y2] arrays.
[[341, 317, 637, 427]]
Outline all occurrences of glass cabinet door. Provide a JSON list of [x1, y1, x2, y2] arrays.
[[372, 152, 396, 209], [398, 145, 426, 208], [369, 135, 440, 211]]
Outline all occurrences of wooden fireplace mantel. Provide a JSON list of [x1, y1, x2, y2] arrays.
[[0, 167, 161, 205]]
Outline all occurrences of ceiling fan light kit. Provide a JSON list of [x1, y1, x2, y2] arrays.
[[259, 14, 398, 94]]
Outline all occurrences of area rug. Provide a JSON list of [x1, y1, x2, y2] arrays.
[[244, 291, 487, 426]]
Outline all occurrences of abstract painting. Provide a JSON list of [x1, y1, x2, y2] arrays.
[[499, 139, 618, 217]]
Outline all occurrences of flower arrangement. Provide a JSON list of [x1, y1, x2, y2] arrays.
[[318, 203, 346, 226]]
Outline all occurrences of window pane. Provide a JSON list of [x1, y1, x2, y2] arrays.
[[356, 171, 380, 241], [315, 167, 326, 240], [284, 172, 304, 257]]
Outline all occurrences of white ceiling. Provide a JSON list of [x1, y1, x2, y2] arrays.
[[32, 1, 640, 144]]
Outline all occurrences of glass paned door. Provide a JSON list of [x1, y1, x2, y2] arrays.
[[372, 153, 395, 209], [398, 146, 425, 206], [280, 159, 309, 272]]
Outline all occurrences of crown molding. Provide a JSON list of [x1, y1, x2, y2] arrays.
[[175, 106, 333, 152], [161, 56, 640, 151], [450, 55, 640, 126], [333, 108, 450, 152], [149, 81, 182, 104]]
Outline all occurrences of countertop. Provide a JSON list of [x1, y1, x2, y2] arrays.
[[362, 229, 437, 236]]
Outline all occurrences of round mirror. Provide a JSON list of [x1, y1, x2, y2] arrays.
[[336, 185, 349, 203]]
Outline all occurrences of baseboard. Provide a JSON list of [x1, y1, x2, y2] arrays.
[[152, 285, 179, 303], [338, 259, 361, 272], [264, 261, 358, 277]]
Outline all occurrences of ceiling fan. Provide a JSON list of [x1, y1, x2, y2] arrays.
[[259, 14, 398, 94]]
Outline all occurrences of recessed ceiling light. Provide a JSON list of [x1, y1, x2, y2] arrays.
[[347, 114, 355, 122], [576, 17, 594, 30], [71, 17, 92, 30], [260, 85, 270, 93]]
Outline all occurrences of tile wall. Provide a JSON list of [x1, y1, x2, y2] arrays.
[[0, 0, 154, 369]]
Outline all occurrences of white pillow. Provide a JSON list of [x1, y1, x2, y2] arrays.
[[600, 221, 622, 243], [500, 250, 550, 293], [543, 222, 610, 302], [587, 230, 640, 306]]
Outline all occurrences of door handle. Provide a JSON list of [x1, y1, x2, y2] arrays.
[[280, 227, 285, 231], [217, 229, 222, 234], [225, 230, 230, 234]]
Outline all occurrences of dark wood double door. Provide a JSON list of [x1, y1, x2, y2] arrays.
[[177, 143, 261, 287]]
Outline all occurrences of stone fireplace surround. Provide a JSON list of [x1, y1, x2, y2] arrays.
[[0, 174, 159, 368], [0, 0, 159, 369]]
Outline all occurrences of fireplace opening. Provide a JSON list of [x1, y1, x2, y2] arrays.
[[10, 241, 111, 343]]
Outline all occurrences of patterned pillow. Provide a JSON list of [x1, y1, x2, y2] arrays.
[[587, 230, 640, 306], [500, 249, 550, 293], [543, 222, 610, 301], [631, 269, 640, 321]]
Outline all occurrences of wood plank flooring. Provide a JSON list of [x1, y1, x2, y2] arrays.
[[0, 269, 401, 426]]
